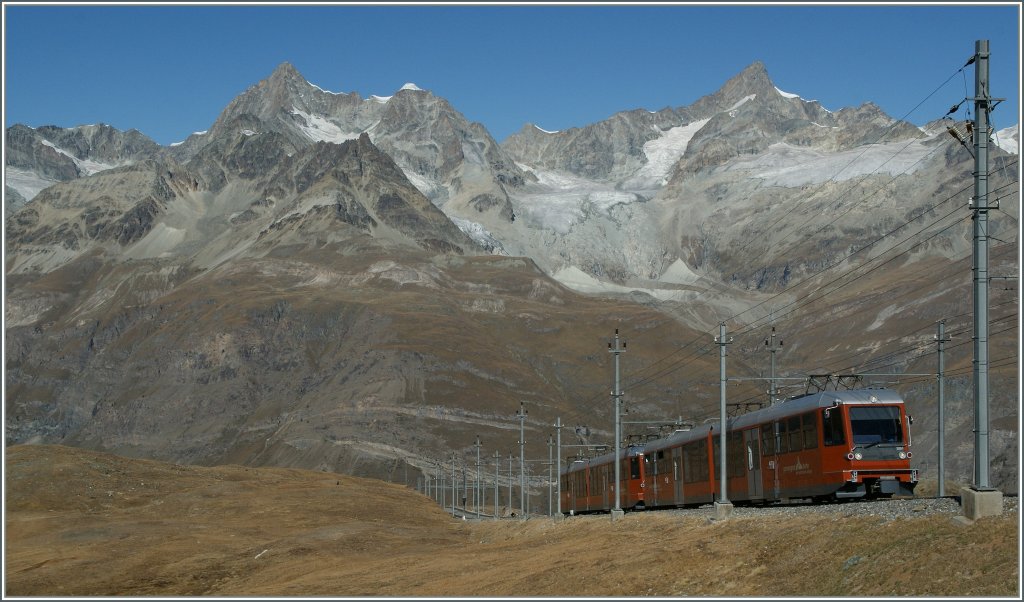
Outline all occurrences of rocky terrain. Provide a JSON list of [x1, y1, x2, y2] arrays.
[[5, 123, 164, 217], [4, 445, 1018, 597], [4, 59, 1019, 495]]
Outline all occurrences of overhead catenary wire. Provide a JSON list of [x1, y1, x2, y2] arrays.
[[623, 174, 1017, 398], [730, 173, 1017, 334], [623, 194, 1015, 401], [566, 60, 1020, 435], [731, 63, 977, 264]]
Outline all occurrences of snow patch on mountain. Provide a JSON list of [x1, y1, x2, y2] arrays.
[[513, 165, 640, 233], [723, 138, 940, 187], [307, 81, 344, 96], [400, 167, 443, 200], [170, 130, 208, 146], [6, 167, 58, 202], [40, 139, 121, 175], [400, 83, 423, 91], [728, 94, 756, 113], [658, 258, 701, 285], [289, 107, 361, 144], [371, 95, 392, 104], [994, 124, 1018, 155], [775, 86, 800, 99], [449, 216, 507, 254], [623, 118, 711, 189], [533, 125, 559, 134]]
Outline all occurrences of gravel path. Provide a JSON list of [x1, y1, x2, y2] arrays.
[[661, 495, 1019, 522]]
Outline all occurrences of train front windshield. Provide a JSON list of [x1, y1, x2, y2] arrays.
[[850, 406, 904, 446]]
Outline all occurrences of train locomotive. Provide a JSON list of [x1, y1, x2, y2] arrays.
[[560, 387, 918, 514]]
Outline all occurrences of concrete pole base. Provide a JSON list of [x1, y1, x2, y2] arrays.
[[960, 487, 1003, 521], [714, 501, 734, 520], [610, 509, 625, 522]]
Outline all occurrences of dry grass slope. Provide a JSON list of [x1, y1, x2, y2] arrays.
[[5, 444, 1019, 597]]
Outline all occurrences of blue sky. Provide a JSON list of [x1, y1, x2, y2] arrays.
[[3, 3, 1021, 146]]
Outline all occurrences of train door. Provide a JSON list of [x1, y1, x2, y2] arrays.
[[673, 447, 683, 505], [647, 453, 659, 505], [761, 421, 781, 501], [745, 428, 763, 499]]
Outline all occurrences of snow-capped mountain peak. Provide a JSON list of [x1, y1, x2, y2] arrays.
[[994, 124, 1019, 155], [774, 86, 799, 99]]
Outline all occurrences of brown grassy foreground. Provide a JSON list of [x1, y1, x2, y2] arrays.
[[4, 444, 1019, 597]]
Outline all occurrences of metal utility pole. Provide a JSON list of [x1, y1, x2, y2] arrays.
[[493, 450, 500, 519], [971, 39, 995, 492], [555, 417, 563, 516], [936, 320, 951, 498], [517, 402, 528, 517], [547, 434, 554, 516], [715, 323, 734, 515], [525, 462, 531, 516], [765, 326, 783, 406], [474, 436, 482, 513], [609, 329, 626, 520], [450, 452, 456, 517], [508, 451, 513, 514]]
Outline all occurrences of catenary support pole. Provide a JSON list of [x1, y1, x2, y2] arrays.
[[555, 417, 563, 516], [474, 436, 482, 514], [959, 39, 1004, 520], [972, 39, 991, 491], [765, 327, 783, 406], [493, 450, 500, 519], [936, 320, 951, 497], [517, 402, 528, 517], [609, 329, 626, 521], [547, 434, 554, 516], [715, 323, 734, 517]]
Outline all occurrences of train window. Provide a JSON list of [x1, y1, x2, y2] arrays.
[[850, 406, 904, 445], [683, 440, 708, 483], [630, 457, 641, 480], [656, 451, 670, 476], [776, 421, 788, 454], [802, 412, 818, 449], [788, 416, 802, 452], [728, 431, 745, 477], [762, 427, 775, 455], [823, 408, 846, 446]]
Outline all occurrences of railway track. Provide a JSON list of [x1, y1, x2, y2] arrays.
[[577, 494, 1019, 522]]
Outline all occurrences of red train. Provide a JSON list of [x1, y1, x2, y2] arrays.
[[561, 387, 918, 513]]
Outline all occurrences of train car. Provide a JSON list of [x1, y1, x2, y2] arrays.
[[560, 444, 646, 514], [728, 387, 918, 503], [562, 387, 917, 514]]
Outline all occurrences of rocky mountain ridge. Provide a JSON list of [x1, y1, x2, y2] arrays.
[[4, 60, 1019, 492]]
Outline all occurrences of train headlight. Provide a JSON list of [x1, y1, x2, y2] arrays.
[[907, 452, 912, 458], [854, 452, 863, 460], [898, 451, 907, 459]]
